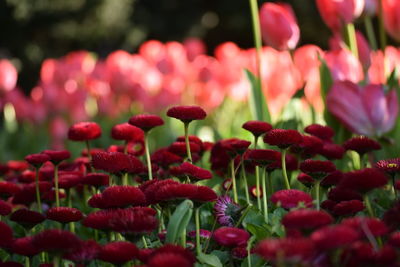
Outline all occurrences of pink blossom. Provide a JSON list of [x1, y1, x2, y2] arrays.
[[0, 60, 17, 93]]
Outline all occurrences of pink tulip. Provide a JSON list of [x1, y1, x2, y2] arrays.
[[325, 48, 364, 83], [0, 60, 17, 93], [368, 46, 400, 84], [259, 3, 300, 50], [382, 0, 400, 41], [327, 81, 399, 136], [316, 0, 365, 31]]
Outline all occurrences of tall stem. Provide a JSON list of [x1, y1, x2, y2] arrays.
[[261, 167, 269, 223], [281, 149, 291, 190], [345, 23, 358, 59], [241, 165, 251, 205], [249, 0, 263, 86], [144, 132, 153, 180], [364, 195, 375, 217], [184, 123, 192, 162], [254, 136, 259, 149], [85, 140, 93, 173], [315, 180, 321, 211], [364, 16, 377, 50], [230, 159, 238, 203], [54, 164, 60, 208], [195, 207, 201, 256], [255, 166, 261, 210], [35, 168, 42, 213], [378, 0, 387, 49]]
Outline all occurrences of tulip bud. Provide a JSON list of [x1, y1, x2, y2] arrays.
[[0, 60, 17, 93], [382, 0, 400, 41]]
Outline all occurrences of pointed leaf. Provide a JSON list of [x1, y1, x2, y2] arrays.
[[245, 69, 271, 122]]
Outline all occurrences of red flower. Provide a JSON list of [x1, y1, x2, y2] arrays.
[[299, 159, 336, 179], [172, 162, 212, 180], [213, 227, 250, 247], [290, 135, 323, 158], [47, 207, 83, 223], [82, 210, 113, 230], [12, 237, 40, 257], [10, 209, 45, 229], [0, 199, 12, 216], [232, 246, 247, 259], [42, 150, 71, 164], [167, 105, 207, 123], [111, 123, 144, 141], [382, 0, 400, 41], [388, 232, 400, 248], [297, 173, 315, 188], [63, 240, 100, 264], [375, 158, 400, 175], [311, 225, 359, 250], [0, 221, 13, 248], [304, 124, 334, 141], [339, 168, 388, 193], [0, 181, 20, 199], [342, 217, 388, 238], [128, 114, 164, 132], [147, 244, 196, 267], [25, 153, 50, 167], [343, 136, 381, 155], [32, 229, 80, 253], [242, 121, 272, 137], [176, 135, 203, 149], [383, 202, 400, 231], [244, 149, 281, 166], [320, 143, 346, 160], [12, 182, 52, 205], [81, 173, 109, 187], [91, 151, 144, 174], [58, 173, 81, 189], [220, 138, 252, 156], [109, 207, 158, 234], [168, 142, 201, 157], [7, 160, 29, 172], [333, 200, 365, 216], [327, 186, 363, 202], [156, 183, 218, 203], [151, 148, 183, 169], [98, 241, 138, 264], [255, 238, 315, 263], [271, 189, 313, 209], [282, 209, 333, 231], [68, 122, 102, 141], [263, 129, 303, 149], [140, 179, 180, 205], [88, 186, 145, 209]]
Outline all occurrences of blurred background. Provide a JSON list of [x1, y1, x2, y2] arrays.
[[0, 0, 330, 93]]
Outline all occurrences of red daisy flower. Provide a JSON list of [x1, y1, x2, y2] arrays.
[[0, 199, 12, 216], [12, 237, 40, 257], [375, 245, 397, 265], [10, 209, 45, 229], [282, 209, 333, 231], [140, 179, 180, 205], [375, 158, 400, 175], [101, 186, 146, 208], [47, 207, 83, 223], [109, 207, 158, 234], [320, 199, 337, 212], [63, 239, 101, 264], [388, 232, 400, 248], [176, 135, 203, 150], [297, 173, 315, 188], [168, 142, 201, 156], [42, 150, 71, 164], [137, 248, 155, 263], [82, 210, 113, 231], [0, 221, 13, 248], [210, 140, 231, 172], [311, 225, 359, 250], [166, 105, 207, 123], [32, 229, 80, 253], [147, 244, 196, 267], [98, 241, 138, 265], [299, 159, 336, 179], [12, 181, 52, 205], [266, 153, 299, 172], [68, 122, 102, 141], [263, 129, 303, 149], [172, 162, 212, 180], [128, 114, 164, 132], [111, 123, 144, 141], [7, 160, 29, 172], [327, 186, 363, 202], [342, 217, 388, 238], [91, 151, 144, 174], [0, 181, 21, 199], [220, 138, 252, 156], [244, 149, 281, 166], [319, 143, 345, 160], [255, 238, 315, 263], [151, 148, 183, 169], [339, 168, 388, 193], [343, 136, 381, 155], [242, 120, 272, 137], [320, 170, 344, 188], [155, 183, 218, 204], [304, 124, 334, 141], [290, 135, 323, 158], [81, 173, 109, 187], [213, 227, 250, 247], [25, 153, 50, 167], [332, 200, 365, 216], [232, 246, 247, 259], [271, 189, 313, 209], [58, 173, 81, 189]]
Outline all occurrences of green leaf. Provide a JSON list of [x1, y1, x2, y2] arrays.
[[198, 252, 223, 267], [245, 223, 269, 240], [166, 199, 194, 244], [242, 206, 265, 226], [245, 69, 271, 122], [210, 250, 229, 265], [318, 57, 333, 102]]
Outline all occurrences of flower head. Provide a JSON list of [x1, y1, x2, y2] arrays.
[[242, 121, 272, 137], [98, 241, 138, 265], [299, 159, 336, 179], [311, 225, 359, 251], [63, 240, 100, 264], [111, 123, 144, 141], [332, 200, 365, 216], [25, 153, 50, 167], [10, 209, 45, 229], [213, 227, 250, 247], [304, 124, 334, 141], [12, 237, 40, 257], [88, 185, 146, 209], [167, 105, 207, 123], [214, 196, 241, 226], [343, 136, 381, 155], [263, 129, 303, 149], [109, 207, 158, 234], [68, 122, 102, 141], [375, 158, 400, 175], [128, 114, 164, 132], [0, 200, 12, 216], [339, 168, 388, 194], [0, 221, 13, 248], [32, 229, 80, 253], [271, 189, 313, 209], [42, 150, 71, 164], [282, 209, 333, 231], [47, 207, 83, 223], [244, 149, 281, 166]]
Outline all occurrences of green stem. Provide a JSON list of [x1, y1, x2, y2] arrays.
[[53, 255, 60, 267], [266, 171, 273, 197], [315, 180, 321, 210], [124, 140, 128, 154], [85, 140, 93, 173], [378, 0, 387, 50], [54, 164, 60, 208], [364, 16, 377, 50], [184, 123, 192, 162], [261, 167, 269, 223], [195, 207, 201, 256], [241, 164, 251, 205], [144, 132, 153, 180], [142, 236, 148, 249], [235, 205, 252, 227], [35, 168, 42, 213], [364, 195, 375, 217], [255, 166, 261, 210], [345, 23, 359, 59], [181, 228, 186, 248], [25, 257, 31, 267], [392, 175, 398, 200], [254, 136, 259, 149], [230, 159, 238, 203], [122, 173, 128, 186], [281, 149, 291, 190], [249, 0, 264, 94]]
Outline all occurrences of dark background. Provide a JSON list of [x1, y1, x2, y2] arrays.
[[0, 0, 331, 93]]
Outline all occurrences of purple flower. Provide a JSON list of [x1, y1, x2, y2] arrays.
[[214, 196, 241, 226]]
